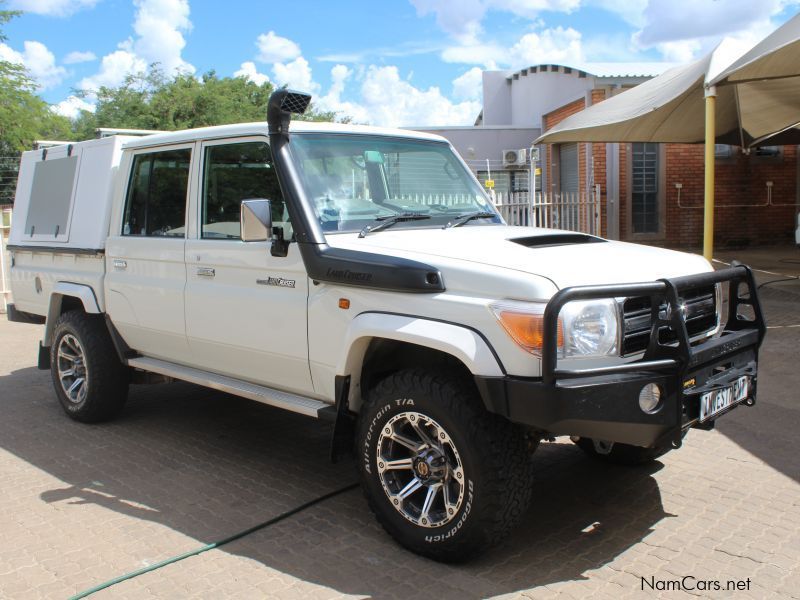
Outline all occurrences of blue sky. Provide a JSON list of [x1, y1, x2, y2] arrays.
[[1, 0, 798, 126]]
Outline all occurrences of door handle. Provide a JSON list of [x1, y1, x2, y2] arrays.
[[196, 267, 215, 278], [113, 259, 127, 269]]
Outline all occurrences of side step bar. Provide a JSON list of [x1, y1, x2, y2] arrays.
[[127, 356, 335, 420]]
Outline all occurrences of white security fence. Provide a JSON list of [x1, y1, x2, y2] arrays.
[[492, 187, 602, 235]]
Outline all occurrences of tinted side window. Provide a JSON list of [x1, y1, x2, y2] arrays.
[[202, 141, 289, 240], [123, 148, 191, 237]]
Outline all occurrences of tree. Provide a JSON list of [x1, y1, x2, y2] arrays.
[[0, 5, 72, 202], [0, 8, 71, 153], [73, 65, 345, 138]]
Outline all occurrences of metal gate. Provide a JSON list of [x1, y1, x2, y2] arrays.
[[493, 189, 602, 235]]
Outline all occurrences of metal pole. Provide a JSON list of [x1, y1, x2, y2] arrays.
[[703, 86, 717, 261]]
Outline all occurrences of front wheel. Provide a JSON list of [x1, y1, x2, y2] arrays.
[[357, 369, 533, 562]]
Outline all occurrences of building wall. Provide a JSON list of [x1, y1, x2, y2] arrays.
[[663, 144, 798, 248], [542, 98, 798, 248], [543, 98, 586, 196]]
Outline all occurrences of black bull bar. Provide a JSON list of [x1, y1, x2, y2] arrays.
[[477, 264, 767, 448]]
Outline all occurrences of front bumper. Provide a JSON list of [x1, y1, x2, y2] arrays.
[[476, 265, 766, 448]]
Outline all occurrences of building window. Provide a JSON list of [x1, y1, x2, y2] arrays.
[[715, 144, 734, 159], [754, 145, 780, 157], [631, 142, 660, 234]]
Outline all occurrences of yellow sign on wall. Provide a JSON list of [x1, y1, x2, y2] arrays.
[[484, 179, 495, 189]]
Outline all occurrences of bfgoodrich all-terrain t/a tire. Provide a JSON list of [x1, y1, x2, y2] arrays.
[[357, 368, 534, 562], [50, 311, 129, 423]]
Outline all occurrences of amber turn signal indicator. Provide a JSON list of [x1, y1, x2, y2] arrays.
[[339, 298, 350, 309]]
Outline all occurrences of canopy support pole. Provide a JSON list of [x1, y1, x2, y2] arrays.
[[703, 86, 717, 261]]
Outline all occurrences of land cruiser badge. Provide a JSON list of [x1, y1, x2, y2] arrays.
[[257, 276, 296, 288]]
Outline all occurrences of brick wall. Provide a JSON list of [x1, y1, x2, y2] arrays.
[[542, 92, 798, 249], [663, 144, 797, 249]]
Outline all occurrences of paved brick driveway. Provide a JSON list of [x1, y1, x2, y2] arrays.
[[0, 286, 798, 599]]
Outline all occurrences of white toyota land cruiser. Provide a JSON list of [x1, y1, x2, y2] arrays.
[[6, 91, 765, 562]]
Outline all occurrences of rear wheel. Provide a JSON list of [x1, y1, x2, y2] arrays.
[[357, 368, 533, 562], [50, 311, 129, 423], [574, 436, 680, 466]]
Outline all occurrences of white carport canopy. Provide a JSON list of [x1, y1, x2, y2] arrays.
[[535, 13, 800, 258]]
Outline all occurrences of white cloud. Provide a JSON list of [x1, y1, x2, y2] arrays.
[[272, 56, 319, 93], [509, 25, 584, 65], [234, 61, 270, 85], [654, 39, 702, 63], [79, 49, 147, 91], [78, 0, 193, 93], [452, 66, 483, 100], [52, 95, 96, 119], [316, 64, 371, 122], [63, 50, 97, 64], [635, 0, 793, 47], [8, 0, 99, 17], [319, 65, 480, 126], [0, 40, 66, 90], [131, 0, 193, 75], [256, 31, 302, 63], [410, 0, 580, 43], [587, 0, 648, 27]]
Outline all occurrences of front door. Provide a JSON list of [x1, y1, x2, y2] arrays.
[[105, 144, 193, 361], [183, 137, 314, 396]]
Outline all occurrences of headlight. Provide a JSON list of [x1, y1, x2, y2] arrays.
[[490, 298, 619, 358], [560, 299, 619, 357]]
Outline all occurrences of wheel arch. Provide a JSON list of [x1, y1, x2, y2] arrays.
[[43, 282, 102, 347], [338, 312, 504, 413]]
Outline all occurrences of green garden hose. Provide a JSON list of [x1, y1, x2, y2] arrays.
[[68, 482, 359, 599]]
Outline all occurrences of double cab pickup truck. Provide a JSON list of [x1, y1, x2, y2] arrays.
[[6, 90, 765, 561]]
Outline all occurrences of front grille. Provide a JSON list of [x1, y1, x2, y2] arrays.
[[622, 286, 718, 355]]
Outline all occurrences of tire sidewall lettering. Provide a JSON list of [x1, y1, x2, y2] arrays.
[[361, 395, 476, 545]]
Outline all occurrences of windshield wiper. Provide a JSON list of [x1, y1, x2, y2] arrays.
[[358, 212, 431, 238], [443, 211, 498, 229]]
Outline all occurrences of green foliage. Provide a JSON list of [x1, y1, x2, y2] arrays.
[[0, 7, 72, 155], [74, 65, 345, 137]]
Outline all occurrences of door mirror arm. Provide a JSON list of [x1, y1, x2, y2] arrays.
[[271, 226, 289, 257]]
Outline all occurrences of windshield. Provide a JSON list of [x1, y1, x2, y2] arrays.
[[290, 134, 502, 233]]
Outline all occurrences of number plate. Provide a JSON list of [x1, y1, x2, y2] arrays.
[[699, 375, 749, 422]]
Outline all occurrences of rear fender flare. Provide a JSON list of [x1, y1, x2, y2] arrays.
[[43, 282, 102, 346]]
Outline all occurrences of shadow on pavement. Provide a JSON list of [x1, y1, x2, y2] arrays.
[[0, 363, 669, 598], [716, 286, 800, 483]]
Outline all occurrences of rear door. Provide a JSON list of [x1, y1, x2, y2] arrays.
[[183, 136, 314, 396], [105, 144, 194, 360]]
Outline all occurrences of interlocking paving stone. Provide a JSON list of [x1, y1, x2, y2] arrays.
[[0, 287, 797, 599]]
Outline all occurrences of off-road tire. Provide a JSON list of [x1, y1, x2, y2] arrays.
[[50, 311, 129, 423], [574, 437, 678, 466], [357, 368, 533, 562]]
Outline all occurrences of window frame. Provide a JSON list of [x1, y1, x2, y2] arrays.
[[120, 142, 194, 239], [196, 135, 288, 242], [626, 142, 666, 241]]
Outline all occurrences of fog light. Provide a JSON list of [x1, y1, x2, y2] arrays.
[[639, 383, 662, 414]]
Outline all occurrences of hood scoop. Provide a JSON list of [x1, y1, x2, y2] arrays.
[[509, 233, 606, 248]]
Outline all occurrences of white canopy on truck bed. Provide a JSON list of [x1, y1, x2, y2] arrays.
[[9, 136, 135, 251]]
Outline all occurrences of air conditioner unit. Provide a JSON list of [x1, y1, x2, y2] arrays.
[[502, 148, 527, 167]]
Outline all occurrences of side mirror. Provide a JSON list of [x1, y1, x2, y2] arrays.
[[240, 199, 273, 242]]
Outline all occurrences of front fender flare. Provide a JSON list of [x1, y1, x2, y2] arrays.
[[338, 312, 505, 410]]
